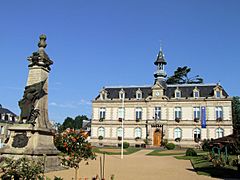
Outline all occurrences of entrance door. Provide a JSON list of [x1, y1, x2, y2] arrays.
[[153, 130, 162, 146]]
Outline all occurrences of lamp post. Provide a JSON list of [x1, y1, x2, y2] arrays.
[[121, 94, 124, 159]]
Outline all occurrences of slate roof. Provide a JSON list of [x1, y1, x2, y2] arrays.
[[96, 84, 229, 100], [0, 106, 17, 116]]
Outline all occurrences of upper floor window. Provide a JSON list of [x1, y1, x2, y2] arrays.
[[135, 107, 142, 120], [216, 91, 221, 98], [119, 89, 125, 100], [216, 128, 224, 138], [193, 128, 201, 142], [175, 90, 181, 98], [215, 106, 223, 121], [174, 127, 182, 139], [193, 107, 201, 120], [118, 107, 125, 120], [99, 107, 106, 120], [174, 107, 182, 120], [154, 107, 161, 120], [134, 127, 142, 138], [98, 127, 105, 137], [136, 88, 142, 100], [193, 87, 200, 98]]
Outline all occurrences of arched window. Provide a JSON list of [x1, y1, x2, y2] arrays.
[[216, 128, 224, 138], [174, 128, 182, 139], [193, 128, 201, 141], [134, 128, 142, 138], [98, 127, 105, 137], [117, 127, 124, 137]]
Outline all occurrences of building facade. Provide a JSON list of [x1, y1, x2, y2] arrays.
[[91, 49, 232, 147], [0, 104, 18, 147]]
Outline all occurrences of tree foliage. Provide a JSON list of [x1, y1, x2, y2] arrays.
[[232, 96, 240, 131], [166, 66, 203, 84], [59, 115, 89, 133]]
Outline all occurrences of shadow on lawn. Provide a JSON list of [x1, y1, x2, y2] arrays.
[[187, 167, 240, 179]]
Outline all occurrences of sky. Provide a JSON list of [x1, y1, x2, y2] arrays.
[[0, 0, 239, 123]]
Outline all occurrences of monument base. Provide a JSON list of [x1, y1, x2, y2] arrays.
[[0, 124, 63, 172]]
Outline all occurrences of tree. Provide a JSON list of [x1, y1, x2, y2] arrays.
[[232, 96, 240, 154], [59, 129, 95, 180], [232, 96, 240, 133], [60, 115, 89, 131], [166, 66, 203, 84]]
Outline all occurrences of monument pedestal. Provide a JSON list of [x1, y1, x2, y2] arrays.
[[0, 124, 62, 172]]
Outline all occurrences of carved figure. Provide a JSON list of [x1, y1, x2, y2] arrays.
[[18, 80, 47, 124]]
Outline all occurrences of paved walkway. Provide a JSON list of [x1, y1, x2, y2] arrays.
[[46, 150, 217, 180]]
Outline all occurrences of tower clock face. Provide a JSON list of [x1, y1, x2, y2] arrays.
[[155, 91, 160, 96]]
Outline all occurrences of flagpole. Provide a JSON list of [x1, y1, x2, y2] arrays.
[[121, 94, 124, 159]]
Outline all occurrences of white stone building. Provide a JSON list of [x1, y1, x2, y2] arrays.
[[90, 49, 232, 147]]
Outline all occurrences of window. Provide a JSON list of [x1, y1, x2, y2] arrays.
[[135, 128, 142, 138], [98, 127, 105, 137], [193, 107, 201, 120], [194, 91, 199, 98], [136, 92, 142, 100], [175, 91, 181, 98], [174, 107, 182, 120], [193, 128, 201, 141], [119, 89, 125, 100], [117, 127, 124, 137], [215, 106, 223, 120], [0, 113, 2, 120], [118, 107, 125, 120], [216, 128, 224, 138], [99, 107, 106, 120], [4, 114, 8, 121], [154, 107, 161, 120], [216, 91, 221, 98], [174, 128, 182, 139], [136, 107, 142, 120]]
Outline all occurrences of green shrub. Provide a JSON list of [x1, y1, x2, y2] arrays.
[[161, 139, 168, 147], [0, 157, 44, 180], [98, 135, 103, 140], [54, 176, 64, 180], [123, 142, 130, 149], [201, 139, 211, 151], [166, 143, 175, 150], [186, 148, 197, 156]]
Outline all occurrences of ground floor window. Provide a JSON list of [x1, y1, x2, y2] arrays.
[[98, 127, 105, 137], [193, 128, 201, 142], [216, 128, 224, 138], [174, 127, 182, 140], [134, 128, 142, 138], [117, 127, 124, 138]]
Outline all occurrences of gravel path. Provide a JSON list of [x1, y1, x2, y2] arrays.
[[46, 150, 218, 180]]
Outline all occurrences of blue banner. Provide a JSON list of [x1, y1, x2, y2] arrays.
[[201, 107, 206, 128]]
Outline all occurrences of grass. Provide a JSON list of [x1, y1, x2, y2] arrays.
[[146, 149, 206, 156], [92, 147, 141, 155], [175, 155, 240, 179]]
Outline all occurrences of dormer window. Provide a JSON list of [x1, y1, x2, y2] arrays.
[[193, 87, 200, 98], [214, 84, 223, 98], [119, 89, 125, 100], [100, 88, 107, 100], [175, 88, 181, 98], [136, 88, 142, 100]]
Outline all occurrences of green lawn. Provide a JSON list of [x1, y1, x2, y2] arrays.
[[175, 155, 240, 179], [93, 147, 141, 155], [147, 149, 206, 156]]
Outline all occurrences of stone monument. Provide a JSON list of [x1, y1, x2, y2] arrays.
[[0, 35, 60, 171]]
